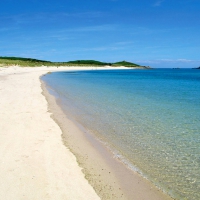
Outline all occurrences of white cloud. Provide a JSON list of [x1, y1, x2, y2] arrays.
[[0, 11, 107, 27], [69, 45, 124, 52], [136, 59, 200, 64], [135, 58, 200, 68], [68, 25, 117, 32], [153, 0, 165, 7], [159, 59, 196, 63]]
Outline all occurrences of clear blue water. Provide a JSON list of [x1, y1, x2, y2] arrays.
[[42, 69, 200, 200]]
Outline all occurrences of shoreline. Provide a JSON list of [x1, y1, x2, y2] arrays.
[[41, 68, 173, 200], [0, 66, 101, 199], [0, 66, 172, 200]]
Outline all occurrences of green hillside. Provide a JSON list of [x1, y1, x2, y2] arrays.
[[0, 56, 49, 62], [0, 56, 52, 67], [112, 61, 140, 67], [66, 60, 109, 66], [0, 56, 149, 68]]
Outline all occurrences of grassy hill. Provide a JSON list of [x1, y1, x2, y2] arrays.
[[66, 60, 109, 66], [112, 61, 141, 67], [0, 57, 52, 67], [0, 57, 49, 62], [0, 57, 149, 68]]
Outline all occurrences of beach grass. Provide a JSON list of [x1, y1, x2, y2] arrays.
[[0, 56, 149, 68]]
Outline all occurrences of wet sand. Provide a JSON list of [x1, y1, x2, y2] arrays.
[[41, 70, 173, 200], [0, 66, 173, 200]]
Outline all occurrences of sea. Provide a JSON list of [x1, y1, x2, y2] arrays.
[[41, 69, 200, 200]]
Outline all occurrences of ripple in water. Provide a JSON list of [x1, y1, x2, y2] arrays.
[[42, 69, 200, 200]]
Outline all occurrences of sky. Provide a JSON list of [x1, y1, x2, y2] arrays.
[[0, 0, 200, 68]]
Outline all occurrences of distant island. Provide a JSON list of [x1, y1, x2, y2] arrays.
[[0, 56, 150, 69], [193, 66, 200, 69]]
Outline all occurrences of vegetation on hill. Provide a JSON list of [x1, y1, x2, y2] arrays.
[[0, 57, 49, 62], [0, 57, 52, 67], [66, 60, 109, 66], [0, 56, 149, 68], [112, 61, 140, 67]]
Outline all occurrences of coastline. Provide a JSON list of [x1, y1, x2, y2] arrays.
[[0, 66, 101, 199], [41, 68, 173, 200], [0, 66, 172, 200]]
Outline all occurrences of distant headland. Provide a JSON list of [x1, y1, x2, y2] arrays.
[[193, 66, 200, 69], [0, 56, 150, 69]]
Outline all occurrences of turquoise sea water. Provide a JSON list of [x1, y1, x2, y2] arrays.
[[42, 69, 200, 200]]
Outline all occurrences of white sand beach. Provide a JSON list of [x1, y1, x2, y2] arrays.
[[0, 66, 101, 200], [0, 66, 172, 200]]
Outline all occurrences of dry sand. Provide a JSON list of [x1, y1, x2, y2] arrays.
[[0, 66, 101, 200], [0, 66, 172, 200]]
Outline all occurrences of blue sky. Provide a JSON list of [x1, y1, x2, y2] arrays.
[[0, 0, 199, 68]]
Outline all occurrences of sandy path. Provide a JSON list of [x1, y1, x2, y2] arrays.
[[0, 67, 101, 200]]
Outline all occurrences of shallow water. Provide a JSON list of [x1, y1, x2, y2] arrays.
[[42, 69, 200, 200]]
